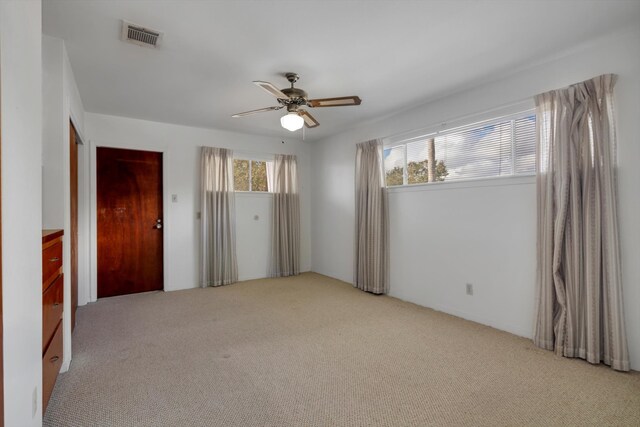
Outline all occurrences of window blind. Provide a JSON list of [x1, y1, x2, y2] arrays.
[[514, 115, 536, 175], [384, 110, 536, 186]]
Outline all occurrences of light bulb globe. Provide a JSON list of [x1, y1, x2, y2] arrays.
[[280, 113, 304, 131]]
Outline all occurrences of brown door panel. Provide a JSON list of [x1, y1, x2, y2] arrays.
[[97, 147, 163, 298]]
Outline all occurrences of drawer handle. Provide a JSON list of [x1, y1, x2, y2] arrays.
[[49, 257, 60, 262], [50, 356, 59, 363], [53, 302, 60, 307]]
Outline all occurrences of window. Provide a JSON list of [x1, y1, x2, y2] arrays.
[[384, 111, 536, 186], [234, 159, 250, 191], [383, 145, 404, 186], [251, 160, 268, 192], [233, 159, 271, 192]]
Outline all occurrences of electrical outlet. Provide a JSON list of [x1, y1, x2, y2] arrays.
[[171, 194, 178, 203], [32, 387, 38, 417], [466, 283, 474, 296]]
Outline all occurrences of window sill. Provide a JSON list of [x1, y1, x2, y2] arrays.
[[235, 191, 273, 198], [386, 174, 535, 193]]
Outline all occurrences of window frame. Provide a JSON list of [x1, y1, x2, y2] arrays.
[[383, 108, 536, 188]]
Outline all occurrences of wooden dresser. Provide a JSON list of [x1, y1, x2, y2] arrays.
[[42, 229, 64, 413]]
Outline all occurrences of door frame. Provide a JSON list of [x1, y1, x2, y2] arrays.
[[59, 114, 85, 374], [0, 57, 5, 427], [89, 141, 169, 302], [69, 120, 78, 332]]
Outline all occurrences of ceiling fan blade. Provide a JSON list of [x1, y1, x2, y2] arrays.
[[253, 81, 290, 99], [299, 110, 320, 128], [308, 96, 361, 108], [231, 106, 282, 118]]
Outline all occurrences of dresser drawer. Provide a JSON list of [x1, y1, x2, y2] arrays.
[[43, 240, 63, 290], [42, 320, 63, 412], [43, 274, 64, 352]]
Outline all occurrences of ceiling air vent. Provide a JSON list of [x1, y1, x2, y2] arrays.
[[121, 20, 163, 48]]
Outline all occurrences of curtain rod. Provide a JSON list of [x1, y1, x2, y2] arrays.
[[202, 143, 295, 159]]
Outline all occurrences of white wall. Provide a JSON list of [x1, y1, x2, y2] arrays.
[[388, 177, 536, 337], [1, 1, 44, 425], [85, 113, 312, 298], [235, 193, 273, 281], [42, 34, 86, 373], [311, 24, 640, 369], [42, 36, 65, 227]]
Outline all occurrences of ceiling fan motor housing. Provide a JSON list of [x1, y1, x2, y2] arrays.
[[279, 73, 307, 109], [280, 87, 308, 106]]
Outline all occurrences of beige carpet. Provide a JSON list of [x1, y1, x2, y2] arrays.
[[44, 273, 640, 426]]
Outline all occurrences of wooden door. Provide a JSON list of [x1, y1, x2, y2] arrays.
[[97, 147, 163, 298], [70, 121, 78, 330]]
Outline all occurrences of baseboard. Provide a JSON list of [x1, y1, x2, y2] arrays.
[[237, 269, 312, 282], [60, 358, 71, 374]]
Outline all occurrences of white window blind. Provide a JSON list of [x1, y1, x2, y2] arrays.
[[384, 110, 536, 186], [514, 115, 536, 174]]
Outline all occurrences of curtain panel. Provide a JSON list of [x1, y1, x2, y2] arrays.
[[271, 154, 300, 277], [200, 146, 238, 287], [354, 139, 389, 294], [533, 74, 629, 371]]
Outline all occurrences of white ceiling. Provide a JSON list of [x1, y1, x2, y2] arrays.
[[43, 0, 639, 142]]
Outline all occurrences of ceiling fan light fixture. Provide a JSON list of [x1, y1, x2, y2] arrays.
[[280, 112, 304, 131], [233, 73, 361, 131]]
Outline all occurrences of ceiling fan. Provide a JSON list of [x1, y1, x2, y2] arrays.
[[232, 73, 362, 131]]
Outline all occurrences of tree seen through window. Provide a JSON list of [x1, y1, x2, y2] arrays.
[[233, 159, 269, 192]]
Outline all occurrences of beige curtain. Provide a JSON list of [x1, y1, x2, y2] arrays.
[[533, 74, 629, 371], [354, 140, 389, 294], [200, 147, 238, 287], [270, 154, 300, 277]]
